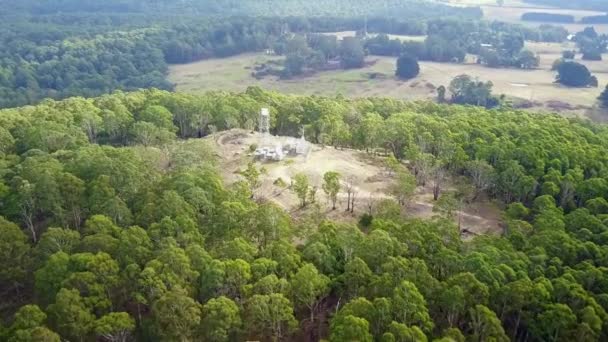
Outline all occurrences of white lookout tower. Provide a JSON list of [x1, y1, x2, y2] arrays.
[[259, 108, 270, 135]]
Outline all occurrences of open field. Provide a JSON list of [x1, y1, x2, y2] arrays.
[[210, 129, 503, 239], [321, 31, 426, 42], [482, 6, 608, 34], [445, 0, 608, 34], [481, 5, 605, 22], [167, 0, 608, 117], [443, 0, 541, 7], [169, 44, 608, 116]]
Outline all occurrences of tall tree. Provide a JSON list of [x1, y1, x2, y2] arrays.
[[340, 37, 365, 69], [7, 304, 61, 342], [246, 293, 297, 342], [534, 304, 577, 342], [240, 162, 263, 198], [293, 173, 310, 207], [392, 281, 434, 333], [47, 288, 95, 342], [344, 176, 358, 213], [330, 315, 373, 342], [556, 61, 593, 87], [599, 84, 608, 107], [323, 171, 341, 210], [0, 217, 30, 293], [94, 312, 135, 342], [152, 289, 201, 341], [290, 263, 330, 322], [201, 296, 242, 342], [396, 54, 420, 80], [390, 171, 416, 206], [466, 160, 495, 199], [469, 305, 509, 342], [340, 257, 373, 299]]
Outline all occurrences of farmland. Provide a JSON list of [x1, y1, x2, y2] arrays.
[[169, 39, 608, 116], [447, 0, 608, 33]]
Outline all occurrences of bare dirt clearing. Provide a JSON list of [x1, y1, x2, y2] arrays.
[[208, 129, 503, 238]]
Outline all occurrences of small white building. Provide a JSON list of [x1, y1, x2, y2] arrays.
[[254, 144, 284, 161], [295, 135, 309, 155], [253, 109, 309, 161]]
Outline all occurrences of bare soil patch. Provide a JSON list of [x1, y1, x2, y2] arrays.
[[207, 129, 503, 238]]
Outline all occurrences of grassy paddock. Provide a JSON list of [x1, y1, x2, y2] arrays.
[[445, 0, 608, 33], [320, 31, 426, 42], [169, 43, 606, 116]]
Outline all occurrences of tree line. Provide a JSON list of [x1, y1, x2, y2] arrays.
[[573, 27, 608, 61], [258, 18, 567, 79], [366, 19, 565, 68], [581, 15, 608, 24], [523, 0, 608, 11], [521, 12, 608, 25], [0, 14, 471, 109], [2, 0, 483, 19], [0, 0, 571, 109], [1, 88, 608, 340], [521, 12, 575, 23]]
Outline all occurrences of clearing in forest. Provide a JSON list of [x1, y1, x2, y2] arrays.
[[208, 129, 503, 238]]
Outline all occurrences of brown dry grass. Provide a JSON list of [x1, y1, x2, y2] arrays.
[[169, 49, 608, 116]]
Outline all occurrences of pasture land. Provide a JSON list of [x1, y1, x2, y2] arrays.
[[169, 41, 607, 116], [320, 31, 426, 42], [446, 0, 608, 34]]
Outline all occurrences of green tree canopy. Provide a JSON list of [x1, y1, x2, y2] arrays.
[[396, 54, 420, 80]]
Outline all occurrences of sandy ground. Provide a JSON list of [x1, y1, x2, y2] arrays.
[[209, 129, 503, 238]]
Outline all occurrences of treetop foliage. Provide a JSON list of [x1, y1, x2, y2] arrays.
[[556, 61, 596, 87], [395, 54, 420, 80], [1, 88, 608, 340], [2, 0, 483, 19], [0, 0, 566, 109]]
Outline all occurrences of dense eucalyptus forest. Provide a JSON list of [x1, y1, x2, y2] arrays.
[[2, 0, 608, 341], [1, 87, 608, 341]]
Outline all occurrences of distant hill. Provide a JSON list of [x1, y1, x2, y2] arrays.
[[0, 0, 482, 19]]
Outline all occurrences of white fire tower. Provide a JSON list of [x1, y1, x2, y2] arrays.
[[259, 108, 270, 135]]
